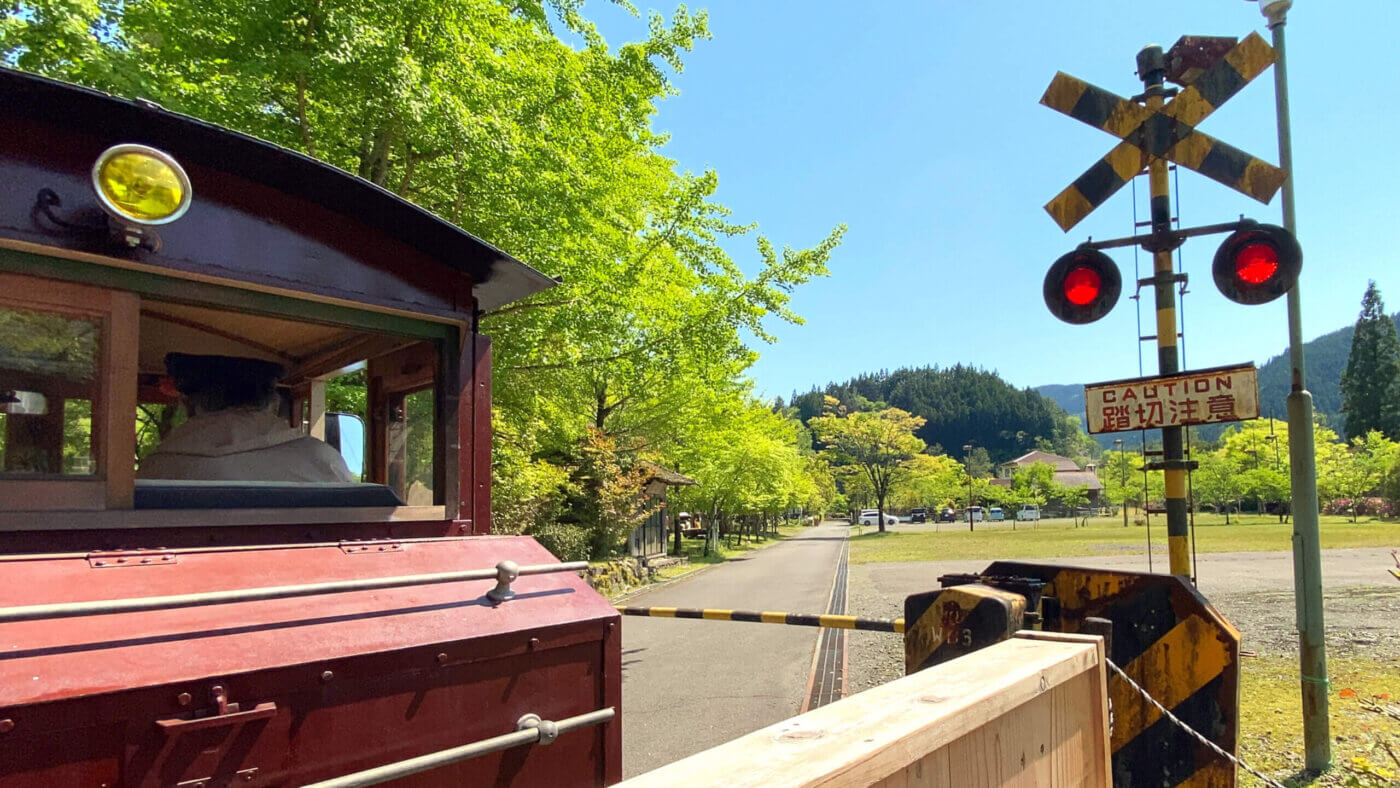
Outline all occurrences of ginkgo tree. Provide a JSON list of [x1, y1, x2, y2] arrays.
[[2, 0, 848, 556], [810, 402, 926, 533]]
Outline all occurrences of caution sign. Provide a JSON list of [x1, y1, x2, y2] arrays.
[[1085, 364, 1259, 434]]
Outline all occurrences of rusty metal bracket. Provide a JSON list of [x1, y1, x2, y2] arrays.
[[88, 550, 177, 569], [1144, 459, 1199, 472]]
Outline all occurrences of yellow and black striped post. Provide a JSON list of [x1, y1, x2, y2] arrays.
[[614, 606, 904, 633], [1137, 45, 1192, 579]]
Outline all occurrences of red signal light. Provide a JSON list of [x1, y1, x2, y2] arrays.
[[1213, 224, 1301, 305], [1234, 243, 1279, 285], [1045, 248, 1120, 324], [1063, 266, 1102, 306]]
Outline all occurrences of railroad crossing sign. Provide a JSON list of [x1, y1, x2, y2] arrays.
[[1042, 32, 1286, 231]]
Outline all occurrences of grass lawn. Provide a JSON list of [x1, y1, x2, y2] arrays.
[[1239, 655, 1400, 786], [849, 514, 1400, 564]]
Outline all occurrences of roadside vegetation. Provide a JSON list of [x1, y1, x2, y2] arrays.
[[1240, 655, 1400, 787], [848, 514, 1400, 564]]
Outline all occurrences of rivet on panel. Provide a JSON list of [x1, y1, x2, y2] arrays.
[[437, 652, 449, 666], [0, 719, 14, 734], [321, 670, 335, 682], [528, 637, 540, 650], [177, 692, 193, 706]]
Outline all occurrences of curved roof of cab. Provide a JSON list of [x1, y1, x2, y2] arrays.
[[0, 66, 556, 313]]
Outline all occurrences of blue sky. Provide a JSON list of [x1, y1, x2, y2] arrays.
[[582, 1, 1398, 399]]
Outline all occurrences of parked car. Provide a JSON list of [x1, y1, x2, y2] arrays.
[[859, 509, 898, 526], [1016, 504, 1041, 522], [965, 506, 984, 523], [938, 507, 957, 522], [988, 507, 1005, 521], [910, 507, 928, 523]]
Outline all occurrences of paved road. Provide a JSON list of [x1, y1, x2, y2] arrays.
[[620, 521, 848, 778]]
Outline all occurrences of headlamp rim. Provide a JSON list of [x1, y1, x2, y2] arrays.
[[90, 143, 192, 226]]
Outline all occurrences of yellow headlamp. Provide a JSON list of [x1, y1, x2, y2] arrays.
[[91, 144, 192, 226]]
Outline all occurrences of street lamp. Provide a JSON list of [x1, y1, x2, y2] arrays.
[[963, 443, 975, 532], [1248, 0, 1330, 772], [1114, 439, 1127, 527]]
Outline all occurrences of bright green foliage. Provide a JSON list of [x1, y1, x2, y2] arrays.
[[1341, 281, 1400, 440], [811, 404, 926, 532], [890, 453, 962, 511], [1009, 461, 1056, 512], [1098, 447, 1146, 516], [2, 0, 844, 558], [1053, 483, 1090, 526]]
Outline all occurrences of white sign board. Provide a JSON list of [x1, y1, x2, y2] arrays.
[[1084, 365, 1259, 434]]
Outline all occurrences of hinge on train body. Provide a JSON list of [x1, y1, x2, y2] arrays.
[[87, 549, 177, 568], [338, 539, 404, 555]]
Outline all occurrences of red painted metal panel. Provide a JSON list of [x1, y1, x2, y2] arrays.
[[0, 536, 620, 786]]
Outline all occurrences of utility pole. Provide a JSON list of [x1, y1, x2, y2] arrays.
[[1115, 439, 1128, 527], [1136, 45, 1192, 579], [963, 443, 975, 532], [1255, 0, 1331, 772]]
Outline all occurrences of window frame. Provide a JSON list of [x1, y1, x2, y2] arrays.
[[0, 271, 138, 510], [0, 260, 474, 530]]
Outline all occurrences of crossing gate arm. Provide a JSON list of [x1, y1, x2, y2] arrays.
[[614, 606, 904, 633]]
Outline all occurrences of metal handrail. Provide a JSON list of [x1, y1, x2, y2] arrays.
[[303, 708, 616, 788], [0, 560, 587, 623]]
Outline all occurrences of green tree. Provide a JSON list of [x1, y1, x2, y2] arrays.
[[1192, 450, 1245, 524], [3, 0, 846, 549], [1099, 448, 1146, 523], [811, 406, 926, 533], [1340, 281, 1400, 440]]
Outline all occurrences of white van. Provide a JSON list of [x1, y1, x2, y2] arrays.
[[965, 506, 984, 523], [1016, 504, 1041, 522]]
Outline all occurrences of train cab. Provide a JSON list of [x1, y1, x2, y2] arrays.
[[0, 67, 620, 786]]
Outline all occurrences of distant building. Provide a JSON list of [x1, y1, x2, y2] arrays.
[[990, 450, 1103, 505]]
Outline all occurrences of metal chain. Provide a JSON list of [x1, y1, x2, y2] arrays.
[[1106, 658, 1287, 788]]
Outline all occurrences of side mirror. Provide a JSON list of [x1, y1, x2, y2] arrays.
[[324, 412, 366, 480]]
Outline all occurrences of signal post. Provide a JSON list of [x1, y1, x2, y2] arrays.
[[1137, 44, 1192, 576], [1038, 22, 1327, 776]]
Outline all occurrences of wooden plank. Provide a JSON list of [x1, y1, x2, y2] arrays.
[[620, 634, 1107, 788], [103, 291, 139, 508], [0, 480, 105, 511], [308, 379, 327, 440]]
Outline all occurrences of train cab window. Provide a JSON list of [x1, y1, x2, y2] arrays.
[[0, 273, 453, 524], [0, 305, 99, 476], [131, 299, 439, 512]]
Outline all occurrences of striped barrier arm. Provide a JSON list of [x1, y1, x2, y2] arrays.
[[614, 606, 904, 634]]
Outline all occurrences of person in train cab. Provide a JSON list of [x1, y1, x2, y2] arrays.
[[137, 353, 355, 483]]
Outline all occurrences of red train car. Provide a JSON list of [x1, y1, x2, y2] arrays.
[[0, 67, 621, 786]]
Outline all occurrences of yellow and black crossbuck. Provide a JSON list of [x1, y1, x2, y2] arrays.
[[1042, 32, 1285, 232]]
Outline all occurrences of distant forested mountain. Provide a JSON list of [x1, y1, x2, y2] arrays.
[[1036, 313, 1400, 448], [790, 365, 1096, 464]]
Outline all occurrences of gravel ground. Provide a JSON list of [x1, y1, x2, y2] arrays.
[[845, 549, 1400, 694]]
